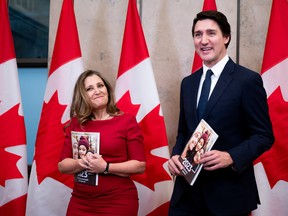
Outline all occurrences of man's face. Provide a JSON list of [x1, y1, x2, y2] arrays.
[[193, 19, 229, 68]]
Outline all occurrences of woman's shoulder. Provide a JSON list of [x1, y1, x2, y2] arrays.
[[114, 112, 137, 124], [116, 112, 136, 120], [65, 117, 80, 129], [69, 116, 80, 125]]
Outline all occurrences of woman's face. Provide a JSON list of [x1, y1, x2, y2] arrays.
[[188, 132, 201, 150], [78, 145, 87, 158], [194, 149, 204, 164], [195, 138, 204, 151], [84, 74, 109, 110]]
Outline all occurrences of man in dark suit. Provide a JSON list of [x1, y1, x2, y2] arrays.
[[168, 10, 274, 216]]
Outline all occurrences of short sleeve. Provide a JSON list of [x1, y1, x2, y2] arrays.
[[126, 115, 146, 162], [59, 121, 73, 161]]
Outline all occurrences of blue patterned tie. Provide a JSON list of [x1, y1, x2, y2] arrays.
[[198, 69, 213, 120]]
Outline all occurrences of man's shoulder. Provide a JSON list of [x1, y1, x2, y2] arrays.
[[234, 63, 257, 73], [233, 64, 261, 80], [182, 69, 202, 82], [223, 58, 259, 78]]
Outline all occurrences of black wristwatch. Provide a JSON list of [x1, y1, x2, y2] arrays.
[[103, 162, 110, 174]]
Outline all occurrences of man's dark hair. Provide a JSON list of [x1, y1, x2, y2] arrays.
[[192, 10, 231, 48]]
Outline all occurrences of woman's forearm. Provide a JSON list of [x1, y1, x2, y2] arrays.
[[58, 158, 85, 174]]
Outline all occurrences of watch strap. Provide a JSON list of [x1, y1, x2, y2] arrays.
[[103, 162, 110, 174]]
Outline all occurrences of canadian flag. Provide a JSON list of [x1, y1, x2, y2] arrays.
[[192, 0, 217, 73], [115, 0, 173, 215], [252, 0, 288, 215], [26, 0, 84, 215], [0, 0, 28, 215]]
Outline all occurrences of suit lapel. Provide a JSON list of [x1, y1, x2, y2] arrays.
[[192, 70, 203, 123]]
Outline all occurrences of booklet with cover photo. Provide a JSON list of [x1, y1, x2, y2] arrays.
[[178, 119, 218, 186], [71, 131, 100, 185]]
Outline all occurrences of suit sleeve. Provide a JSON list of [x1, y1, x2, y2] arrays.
[[172, 78, 189, 156], [228, 72, 274, 173]]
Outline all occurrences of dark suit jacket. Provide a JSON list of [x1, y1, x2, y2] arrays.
[[170, 58, 274, 215]]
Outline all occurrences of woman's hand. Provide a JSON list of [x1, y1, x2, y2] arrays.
[[58, 158, 87, 174], [85, 153, 106, 173]]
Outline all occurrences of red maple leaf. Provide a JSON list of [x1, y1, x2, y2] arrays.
[[132, 105, 171, 190], [34, 91, 74, 188], [0, 104, 26, 186], [254, 87, 288, 188], [117, 91, 171, 190], [116, 91, 140, 116]]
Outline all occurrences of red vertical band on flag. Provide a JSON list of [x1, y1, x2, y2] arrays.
[[0, 1, 28, 215], [49, 0, 82, 75], [202, 0, 217, 11], [117, 0, 149, 77], [0, 0, 15, 63], [260, 0, 288, 74]]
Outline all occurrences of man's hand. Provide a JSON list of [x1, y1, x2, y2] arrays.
[[199, 150, 233, 171], [168, 155, 184, 176]]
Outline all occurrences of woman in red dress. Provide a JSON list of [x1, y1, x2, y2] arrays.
[[58, 70, 146, 216]]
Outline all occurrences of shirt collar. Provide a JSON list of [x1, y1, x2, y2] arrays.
[[203, 55, 229, 78]]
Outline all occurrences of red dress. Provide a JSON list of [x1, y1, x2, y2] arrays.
[[60, 113, 146, 216]]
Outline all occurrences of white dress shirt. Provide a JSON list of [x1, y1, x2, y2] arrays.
[[197, 55, 229, 106]]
